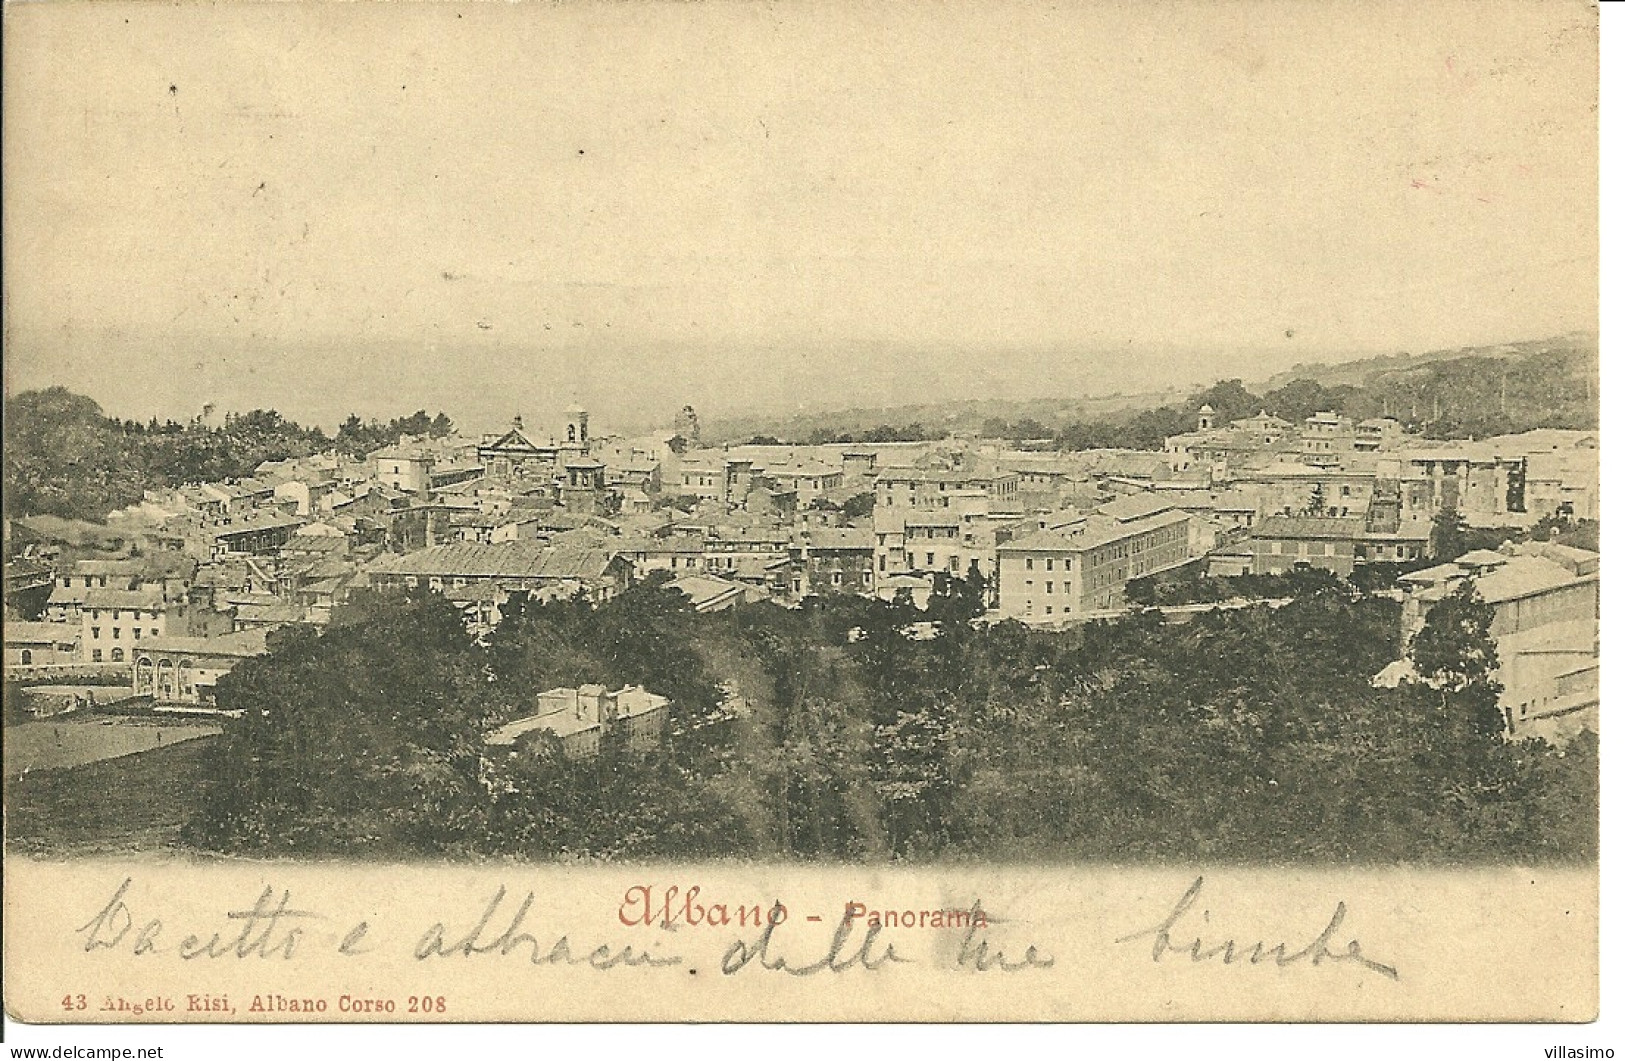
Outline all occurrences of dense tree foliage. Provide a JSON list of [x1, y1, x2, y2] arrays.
[[333, 410, 455, 457], [803, 422, 949, 445], [190, 571, 1595, 864], [1033, 343, 1593, 452], [3, 387, 456, 520], [190, 592, 492, 855]]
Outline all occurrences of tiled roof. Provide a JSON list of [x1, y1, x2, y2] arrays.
[[1001, 528, 1090, 553], [5, 621, 77, 645], [71, 559, 145, 577], [1252, 516, 1367, 540], [46, 585, 91, 606], [84, 587, 167, 610], [369, 542, 615, 580], [1474, 557, 1589, 605], [140, 629, 269, 658], [211, 511, 305, 537], [803, 528, 872, 551], [1096, 493, 1179, 522]]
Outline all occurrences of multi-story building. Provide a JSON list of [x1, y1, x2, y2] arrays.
[[1353, 418, 1404, 452], [874, 469, 1018, 510], [674, 457, 726, 500], [367, 541, 635, 607], [1481, 429, 1598, 521], [4, 622, 79, 667], [477, 412, 589, 481], [81, 587, 170, 664], [796, 527, 875, 597], [485, 683, 670, 760], [1245, 515, 1431, 576], [132, 629, 269, 707], [1393, 447, 1527, 525], [373, 446, 435, 494], [1299, 411, 1355, 467], [996, 509, 1191, 622], [1389, 542, 1599, 741]]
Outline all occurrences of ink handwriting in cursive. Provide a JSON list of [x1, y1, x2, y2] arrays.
[[414, 885, 683, 969], [721, 907, 910, 976], [1114, 876, 1399, 981], [75, 877, 319, 960], [956, 902, 1056, 972]]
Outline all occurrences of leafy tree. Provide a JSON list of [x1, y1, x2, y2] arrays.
[[192, 590, 491, 856], [1305, 482, 1329, 516], [1431, 509, 1470, 561], [1408, 581, 1505, 739], [926, 569, 987, 623], [840, 492, 876, 520]]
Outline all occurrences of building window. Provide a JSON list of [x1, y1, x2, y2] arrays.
[[1046, 558, 1054, 571], [112, 628, 121, 639], [926, 552, 935, 566], [111, 648, 125, 662], [1045, 581, 1054, 594], [20, 650, 31, 665], [91, 627, 101, 639], [1064, 581, 1072, 594], [151, 628, 160, 637], [92, 649, 104, 662], [1025, 558, 1034, 570]]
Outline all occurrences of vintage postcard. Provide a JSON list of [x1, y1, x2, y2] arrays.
[[2, 0, 1602, 1035]]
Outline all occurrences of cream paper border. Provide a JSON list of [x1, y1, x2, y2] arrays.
[[2, 858, 1599, 1023]]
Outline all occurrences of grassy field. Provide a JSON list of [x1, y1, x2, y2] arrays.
[[4, 736, 216, 855], [5, 717, 220, 777]]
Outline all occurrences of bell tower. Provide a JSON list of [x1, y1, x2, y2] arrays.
[[564, 404, 589, 450]]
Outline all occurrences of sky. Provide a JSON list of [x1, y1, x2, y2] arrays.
[[2, 0, 1598, 435]]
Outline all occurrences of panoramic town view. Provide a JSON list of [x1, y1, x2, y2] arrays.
[[2, 334, 1599, 863], [2, 2, 1597, 876]]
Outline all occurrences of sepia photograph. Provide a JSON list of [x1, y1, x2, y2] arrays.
[[2, 0, 1605, 1039]]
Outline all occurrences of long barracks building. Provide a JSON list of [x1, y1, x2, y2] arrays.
[[995, 508, 1191, 623]]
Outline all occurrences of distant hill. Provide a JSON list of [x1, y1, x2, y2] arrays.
[[710, 333, 1597, 448], [1263, 333, 1597, 392], [708, 390, 1185, 445], [1258, 333, 1597, 437]]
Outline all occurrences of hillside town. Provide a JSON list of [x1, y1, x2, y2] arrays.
[[4, 398, 1599, 745]]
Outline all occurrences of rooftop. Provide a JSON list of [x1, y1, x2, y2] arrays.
[[1252, 516, 1368, 540], [369, 542, 617, 581], [140, 629, 270, 658], [5, 621, 77, 645], [84, 587, 167, 610]]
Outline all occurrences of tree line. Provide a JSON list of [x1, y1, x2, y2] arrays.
[[3, 387, 457, 521], [187, 572, 1596, 864], [982, 343, 1595, 449]]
